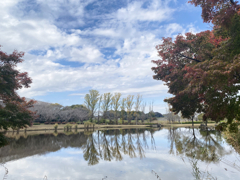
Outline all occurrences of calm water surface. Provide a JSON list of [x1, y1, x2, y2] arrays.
[[0, 128, 240, 180]]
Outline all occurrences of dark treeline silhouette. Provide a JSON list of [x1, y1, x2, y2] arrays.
[[104, 111, 163, 122], [0, 129, 157, 165]]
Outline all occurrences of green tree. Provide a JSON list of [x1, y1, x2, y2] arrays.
[[84, 90, 100, 122]]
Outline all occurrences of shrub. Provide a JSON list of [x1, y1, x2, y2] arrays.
[[65, 123, 71, 127], [215, 122, 228, 131], [84, 121, 95, 128], [229, 123, 239, 133], [54, 123, 58, 132], [100, 119, 106, 123], [145, 123, 158, 125]]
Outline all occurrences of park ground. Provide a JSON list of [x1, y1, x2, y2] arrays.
[[3, 117, 216, 132]]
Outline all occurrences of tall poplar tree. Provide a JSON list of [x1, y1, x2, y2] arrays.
[[112, 93, 121, 124], [84, 90, 100, 122]]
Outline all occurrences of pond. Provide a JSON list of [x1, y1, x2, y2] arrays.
[[0, 128, 240, 180]]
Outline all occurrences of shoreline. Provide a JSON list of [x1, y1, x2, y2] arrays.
[[0, 123, 216, 133]]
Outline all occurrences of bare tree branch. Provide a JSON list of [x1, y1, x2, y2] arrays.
[[177, 53, 201, 63]]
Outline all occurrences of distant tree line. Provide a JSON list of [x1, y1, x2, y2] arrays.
[[84, 90, 163, 124], [29, 101, 89, 123], [28, 90, 163, 124]]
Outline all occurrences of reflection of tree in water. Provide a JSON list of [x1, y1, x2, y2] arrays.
[[167, 127, 230, 163], [111, 129, 122, 161], [136, 129, 145, 159], [0, 128, 157, 166], [167, 128, 233, 180], [80, 128, 157, 165], [83, 133, 99, 166], [102, 131, 112, 161], [149, 129, 156, 150], [0, 132, 88, 163], [127, 129, 136, 158]]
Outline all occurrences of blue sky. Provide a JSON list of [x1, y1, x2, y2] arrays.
[[0, 0, 210, 113]]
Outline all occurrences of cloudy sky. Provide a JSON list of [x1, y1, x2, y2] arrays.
[[0, 0, 209, 113]]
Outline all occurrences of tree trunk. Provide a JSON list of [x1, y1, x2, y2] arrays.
[[191, 116, 194, 127], [135, 113, 138, 125], [115, 111, 118, 125], [128, 112, 130, 124], [122, 111, 124, 124]]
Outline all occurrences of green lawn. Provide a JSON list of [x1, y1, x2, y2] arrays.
[[180, 121, 215, 124]]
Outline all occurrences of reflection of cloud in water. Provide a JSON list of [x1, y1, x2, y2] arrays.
[[0, 128, 240, 179]]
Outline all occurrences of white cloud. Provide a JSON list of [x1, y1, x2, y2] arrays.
[[70, 46, 104, 63], [0, 0, 207, 113], [166, 23, 184, 36], [116, 0, 174, 22]]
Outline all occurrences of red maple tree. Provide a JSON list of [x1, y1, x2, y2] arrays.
[[152, 1, 240, 124], [0, 46, 35, 137]]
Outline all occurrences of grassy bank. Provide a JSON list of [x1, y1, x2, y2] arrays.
[[1, 118, 218, 133], [3, 124, 150, 132], [4, 122, 216, 132]]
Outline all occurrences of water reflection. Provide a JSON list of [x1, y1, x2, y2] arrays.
[[167, 127, 229, 163], [81, 129, 156, 165], [0, 128, 240, 180], [0, 128, 157, 166]]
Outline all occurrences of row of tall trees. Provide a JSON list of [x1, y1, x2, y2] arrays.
[[152, 0, 240, 125], [84, 90, 161, 124]]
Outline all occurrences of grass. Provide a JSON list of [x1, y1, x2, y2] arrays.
[[2, 123, 150, 132], [89, 119, 152, 124], [2, 118, 219, 133], [180, 121, 215, 124]]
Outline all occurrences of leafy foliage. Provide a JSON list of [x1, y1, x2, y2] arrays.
[[84, 90, 100, 121], [229, 122, 239, 133], [0, 47, 35, 132], [189, 0, 240, 28], [152, 1, 240, 123], [215, 122, 228, 131]]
